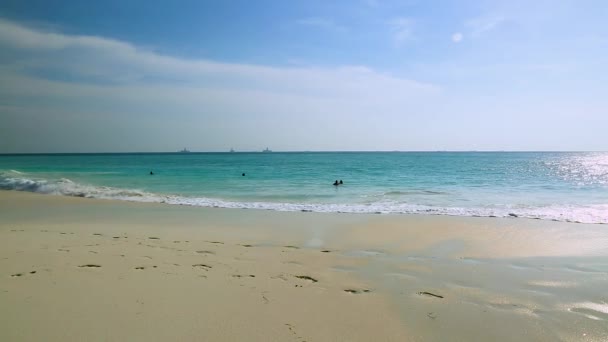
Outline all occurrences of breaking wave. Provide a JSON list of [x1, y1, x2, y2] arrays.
[[1, 171, 606, 224]]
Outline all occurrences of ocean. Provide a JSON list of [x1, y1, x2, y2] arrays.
[[1, 152, 607, 224]]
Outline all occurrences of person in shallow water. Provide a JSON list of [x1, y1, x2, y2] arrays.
[[242, 173, 246, 176], [333, 180, 339, 186], [150, 171, 154, 175], [339, 180, 343, 185]]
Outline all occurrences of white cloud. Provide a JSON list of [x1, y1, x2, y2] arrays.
[[389, 18, 414, 46], [0, 19, 134, 51], [465, 15, 505, 37], [0, 19, 441, 152], [452, 32, 463, 43], [0, 19, 437, 94]]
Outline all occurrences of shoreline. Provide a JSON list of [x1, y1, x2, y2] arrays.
[[1, 184, 605, 225], [1, 190, 608, 341]]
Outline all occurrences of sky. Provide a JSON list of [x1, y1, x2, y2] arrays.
[[0, 0, 607, 152]]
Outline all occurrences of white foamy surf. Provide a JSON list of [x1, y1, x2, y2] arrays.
[[1, 171, 606, 224]]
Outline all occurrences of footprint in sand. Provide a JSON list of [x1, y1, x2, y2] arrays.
[[418, 291, 444, 299], [78, 264, 102, 268], [344, 289, 371, 294], [284, 323, 306, 341], [192, 264, 212, 270], [196, 250, 216, 255], [295, 275, 318, 283], [135, 266, 157, 270]]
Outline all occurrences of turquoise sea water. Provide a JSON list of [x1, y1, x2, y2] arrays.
[[1, 152, 607, 223]]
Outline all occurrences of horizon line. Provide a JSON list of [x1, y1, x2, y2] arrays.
[[1, 150, 607, 155]]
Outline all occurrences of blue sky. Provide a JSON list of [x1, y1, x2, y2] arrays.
[[0, 0, 607, 152]]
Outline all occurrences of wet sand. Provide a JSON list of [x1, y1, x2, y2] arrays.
[[1, 191, 607, 341]]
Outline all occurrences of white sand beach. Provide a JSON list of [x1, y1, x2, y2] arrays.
[[1, 191, 607, 341]]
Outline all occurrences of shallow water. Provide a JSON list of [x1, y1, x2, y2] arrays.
[[1, 152, 607, 223]]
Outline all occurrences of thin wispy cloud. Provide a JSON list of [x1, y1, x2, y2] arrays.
[[0, 19, 438, 92], [3, 21, 440, 102], [389, 18, 414, 46], [465, 15, 506, 37], [0, 19, 442, 152]]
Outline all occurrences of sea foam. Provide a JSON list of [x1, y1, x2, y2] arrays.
[[1, 171, 606, 224]]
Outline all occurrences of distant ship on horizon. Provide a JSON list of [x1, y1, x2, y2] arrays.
[[262, 147, 272, 153], [230, 148, 235, 153], [179, 148, 191, 153]]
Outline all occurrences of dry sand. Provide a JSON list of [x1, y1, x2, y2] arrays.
[[1, 191, 607, 341]]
